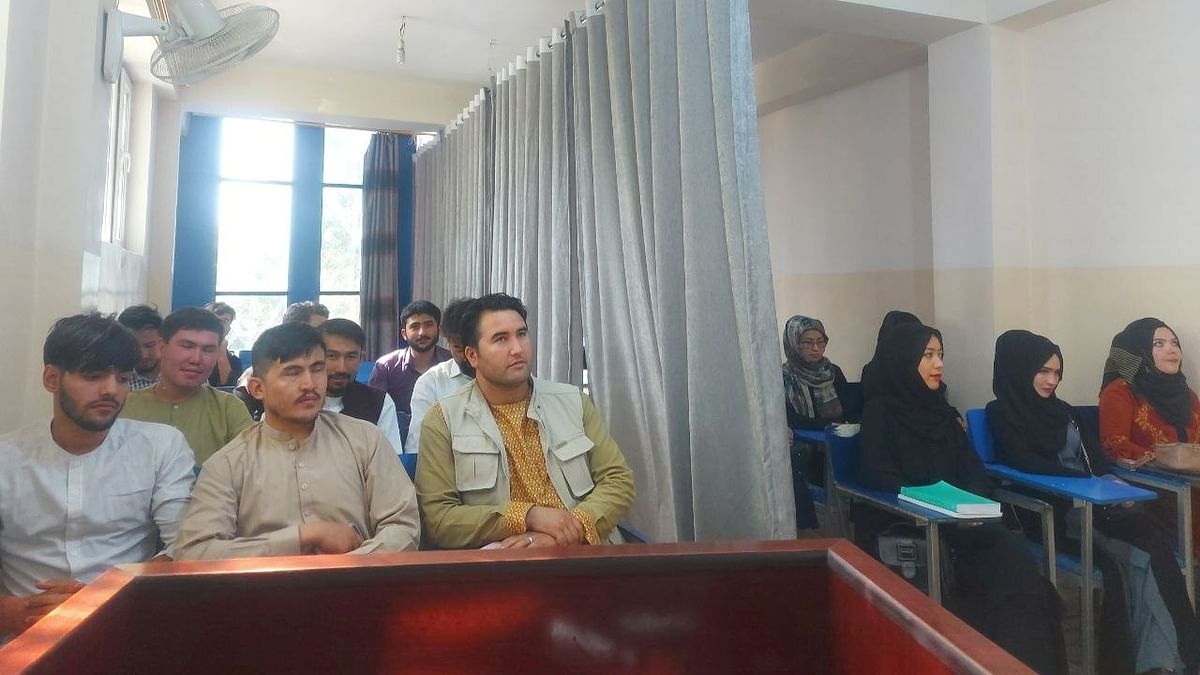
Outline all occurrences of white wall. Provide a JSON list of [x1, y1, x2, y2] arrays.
[[177, 60, 480, 131], [758, 0, 1200, 411], [1012, 0, 1200, 403], [760, 65, 934, 376], [0, 0, 135, 431]]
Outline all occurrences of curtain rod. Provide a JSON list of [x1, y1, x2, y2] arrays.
[[294, 120, 428, 136]]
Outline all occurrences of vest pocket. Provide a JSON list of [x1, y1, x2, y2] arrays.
[[552, 435, 595, 499], [452, 436, 500, 492]]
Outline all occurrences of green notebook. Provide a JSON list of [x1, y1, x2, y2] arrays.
[[898, 481, 1000, 518]]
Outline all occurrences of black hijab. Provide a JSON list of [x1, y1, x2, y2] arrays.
[[861, 310, 922, 402], [1103, 317, 1193, 440], [875, 322, 958, 443], [989, 330, 1071, 456]]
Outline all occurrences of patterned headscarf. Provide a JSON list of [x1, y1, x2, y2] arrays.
[[782, 316, 843, 420], [1103, 317, 1193, 440]]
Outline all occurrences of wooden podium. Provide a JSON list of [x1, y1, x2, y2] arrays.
[[0, 540, 1029, 673]]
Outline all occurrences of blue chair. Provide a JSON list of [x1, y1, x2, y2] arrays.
[[791, 427, 839, 535], [825, 427, 1004, 605], [617, 523, 652, 543], [238, 350, 252, 368], [398, 453, 418, 480], [965, 408, 1157, 675], [356, 361, 375, 384], [1076, 404, 1198, 608]]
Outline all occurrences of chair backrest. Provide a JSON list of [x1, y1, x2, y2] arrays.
[[827, 428, 861, 486], [398, 453, 417, 480], [1074, 405, 1100, 438], [238, 350, 252, 368], [964, 408, 996, 463], [842, 381, 865, 420], [356, 361, 375, 384]]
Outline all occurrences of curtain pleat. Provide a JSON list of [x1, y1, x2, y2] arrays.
[[361, 133, 404, 359], [408, 0, 793, 542]]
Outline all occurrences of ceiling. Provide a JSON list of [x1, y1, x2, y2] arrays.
[[118, 0, 980, 88]]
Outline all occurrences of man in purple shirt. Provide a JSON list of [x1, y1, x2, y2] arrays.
[[370, 301, 451, 432]]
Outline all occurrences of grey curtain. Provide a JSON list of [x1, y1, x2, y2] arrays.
[[412, 90, 492, 303], [361, 132, 405, 359], [411, 0, 793, 542]]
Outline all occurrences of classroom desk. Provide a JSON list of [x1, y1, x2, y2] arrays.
[[0, 540, 1031, 674], [1112, 463, 1199, 608], [983, 464, 1156, 675]]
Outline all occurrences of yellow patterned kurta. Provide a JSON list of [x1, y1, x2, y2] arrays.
[[492, 400, 599, 544]]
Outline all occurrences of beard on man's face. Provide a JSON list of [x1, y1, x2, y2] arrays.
[[326, 371, 352, 397], [58, 390, 122, 432]]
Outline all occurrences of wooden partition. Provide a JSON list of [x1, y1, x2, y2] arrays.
[[0, 540, 1028, 674]]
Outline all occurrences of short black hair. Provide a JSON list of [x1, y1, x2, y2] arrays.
[[461, 293, 528, 349], [252, 322, 326, 376], [440, 297, 475, 342], [281, 301, 330, 324], [161, 307, 225, 343], [44, 313, 139, 374], [318, 318, 366, 350], [401, 300, 441, 327], [204, 301, 236, 318], [116, 304, 163, 333]]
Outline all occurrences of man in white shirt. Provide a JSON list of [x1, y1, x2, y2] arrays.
[[0, 314, 195, 637], [318, 319, 403, 453], [406, 298, 475, 454]]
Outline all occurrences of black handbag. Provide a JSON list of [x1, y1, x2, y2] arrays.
[[876, 522, 956, 597]]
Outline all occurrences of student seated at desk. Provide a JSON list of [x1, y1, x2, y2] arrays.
[[859, 310, 921, 404], [989, 329, 1199, 675], [175, 322, 420, 560], [781, 315, 856, 531], [1100, 318, 1200, 558], [0, 314, 195, 638], [856, 323, 1067, 675], [120, 307, 253, 465]]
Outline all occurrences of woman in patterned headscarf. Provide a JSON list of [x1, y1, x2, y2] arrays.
[[782, 316, 852, 429], [993, 329, 1198, 675], [781, 316, 855, 531], [1100, 317, 1200, 557]]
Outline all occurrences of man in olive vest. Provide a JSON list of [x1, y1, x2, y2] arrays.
[[415, 293, 634, 549]]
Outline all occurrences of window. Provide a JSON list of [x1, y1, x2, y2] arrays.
[[212, 119, 373, 352], [215, 118, 295, 352], [101, 68, 132, 244], [319, 127, 374, 326]]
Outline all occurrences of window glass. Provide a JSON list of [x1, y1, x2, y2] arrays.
[[220, 117, 295, 182]]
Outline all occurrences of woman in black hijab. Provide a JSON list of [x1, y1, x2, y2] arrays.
[[989, 329, 1199, 675], [857, 323, 1067, 675], [860, 310, 921, 403]]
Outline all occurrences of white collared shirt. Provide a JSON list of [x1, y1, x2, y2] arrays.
[[0, 419, 196, 597], [324, 392, 403, 455], [406, 358, 473, 453]]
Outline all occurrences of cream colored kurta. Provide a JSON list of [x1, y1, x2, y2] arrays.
[[176, 411, 420, 560]]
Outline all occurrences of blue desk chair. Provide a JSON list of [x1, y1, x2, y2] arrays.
[[825, 427, 1006, 605], [398, 453, 418, 480], [1076, 405, 1198, 608], [966, 408, 1157, 675], [791, 427, 840, 535], [356, 361, 375, 384]]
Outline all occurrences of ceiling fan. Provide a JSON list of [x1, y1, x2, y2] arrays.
[[101, 0, 280, 87]]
